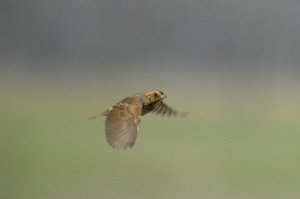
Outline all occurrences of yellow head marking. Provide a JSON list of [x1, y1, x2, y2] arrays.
[[146, 90, 162, 97], [145, 90, 165, 104]]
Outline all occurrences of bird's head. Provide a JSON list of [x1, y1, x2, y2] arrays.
[[145, 90, 166, 105]]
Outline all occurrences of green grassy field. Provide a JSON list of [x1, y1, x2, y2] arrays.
[[1, 80, 300, 199]]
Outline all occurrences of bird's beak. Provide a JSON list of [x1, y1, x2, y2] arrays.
[[161, 94, 167, 99]]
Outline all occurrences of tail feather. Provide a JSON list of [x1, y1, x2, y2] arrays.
[[88, 112, 106, 120]]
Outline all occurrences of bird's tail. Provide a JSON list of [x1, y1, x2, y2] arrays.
[[87, 112, 106, 120]]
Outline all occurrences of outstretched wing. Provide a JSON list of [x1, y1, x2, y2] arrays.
[[105, 102, 142, 149], [152, 102, 178, 117]]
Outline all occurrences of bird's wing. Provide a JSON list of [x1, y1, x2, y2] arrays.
[[152, 102, 179, 117], [105, 101, 142, 149]]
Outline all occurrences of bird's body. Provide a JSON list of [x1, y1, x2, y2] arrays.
[[93, 90, 182, 149]]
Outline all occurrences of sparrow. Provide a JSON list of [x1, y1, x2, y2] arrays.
[[90, 90, 185, 149]]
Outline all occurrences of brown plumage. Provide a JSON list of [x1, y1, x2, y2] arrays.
[[104, 101, 142, 149], [90, 90, 185, 149]]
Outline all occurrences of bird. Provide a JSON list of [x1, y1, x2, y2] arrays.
[[89, 90, 186, 149]]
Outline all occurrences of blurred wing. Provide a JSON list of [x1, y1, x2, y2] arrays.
[[105, 102, 142, 149], [152, 102, 178, 117]]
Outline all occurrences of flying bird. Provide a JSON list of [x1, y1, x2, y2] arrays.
[[90, 90, 186, 149]]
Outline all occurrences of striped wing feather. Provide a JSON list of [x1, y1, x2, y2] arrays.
[[152, 102, 178, 117]]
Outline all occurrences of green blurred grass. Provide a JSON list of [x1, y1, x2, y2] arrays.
[[1, 84, 300, 199]]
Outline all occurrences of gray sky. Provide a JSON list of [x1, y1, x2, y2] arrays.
[[1, 0, 300, 73]]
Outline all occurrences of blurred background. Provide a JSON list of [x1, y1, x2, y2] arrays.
[[1, 0, 300, 198]]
